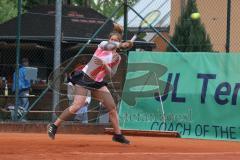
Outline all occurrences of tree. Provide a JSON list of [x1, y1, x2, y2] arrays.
[[0, 0, 139, 24], [0, 0, 18, 24], [0, 0, 36, 24], [90, 0, 139, 20], [167, 0, 213, 52], [71, 0, 87, 6], [24, 0, 47, 9]]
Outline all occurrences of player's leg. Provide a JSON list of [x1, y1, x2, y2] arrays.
[[91, 86, 130, 144], [48, 85, 88, 140]]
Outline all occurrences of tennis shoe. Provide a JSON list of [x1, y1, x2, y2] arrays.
[[47, 123, 57, 140], [112, 134, 130, 144]]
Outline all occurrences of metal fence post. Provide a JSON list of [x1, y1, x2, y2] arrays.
[[226, 0, 231, 53], [52, 0, 62, 121], [123, 0, 128, 41], [14, 0, 22, 121]]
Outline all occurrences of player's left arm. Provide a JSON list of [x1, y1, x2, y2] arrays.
[[99, 41, 133, 51], [103, 54, 121, 76], [99, 41, 120, 51]]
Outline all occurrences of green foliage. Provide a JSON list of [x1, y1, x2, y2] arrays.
[[167, 0, 213, 52], [0, 0, 18, 24], [71, 0, 85, 6], [0, 0, 29, 24], [0, 0, 139, 24], [24, 0, 45, 9], [90, 0, 139, 20]]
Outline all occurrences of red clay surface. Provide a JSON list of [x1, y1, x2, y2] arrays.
[[0, 133, 240, 160]]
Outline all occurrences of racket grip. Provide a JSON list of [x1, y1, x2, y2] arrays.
[[130, 35, 137, 42]]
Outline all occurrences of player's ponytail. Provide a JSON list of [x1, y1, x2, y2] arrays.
[[113, 23, 123, 35]]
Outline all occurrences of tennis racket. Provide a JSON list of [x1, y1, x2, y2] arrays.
[[48, 53, 128, 99], [48, 54, 91, 95], [130, 10, 161, 42]]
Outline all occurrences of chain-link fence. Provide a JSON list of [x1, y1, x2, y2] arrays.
[[0, 1, 130, 123], [168, 0, 240, 52], [0, 0, 239, 123]]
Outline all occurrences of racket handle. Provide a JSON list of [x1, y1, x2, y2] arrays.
[[130, 35, 137, 42]]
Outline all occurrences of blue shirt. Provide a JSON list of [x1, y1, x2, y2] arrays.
[[12, 66, 31, 92]]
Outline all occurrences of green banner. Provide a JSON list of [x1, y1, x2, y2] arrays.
[[119, 52, 240, 141]]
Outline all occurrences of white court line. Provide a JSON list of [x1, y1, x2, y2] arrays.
[[69, 152, 240, 155]]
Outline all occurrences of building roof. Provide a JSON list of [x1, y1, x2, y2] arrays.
[[0, 5, 155, 49], [0, 5, 112, 41]]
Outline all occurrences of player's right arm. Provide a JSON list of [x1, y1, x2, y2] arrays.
[[99, 41, 133, 51], [99, 41, 120, 51]]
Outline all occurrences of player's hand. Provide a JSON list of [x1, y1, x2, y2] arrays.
[[120, 41, 133, 49], [120, 42, 129, 48]]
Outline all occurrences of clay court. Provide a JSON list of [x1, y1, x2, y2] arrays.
[[1, 133, 240, 160]]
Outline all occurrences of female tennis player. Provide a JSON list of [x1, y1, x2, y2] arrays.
[[48, 24, 133, 144]]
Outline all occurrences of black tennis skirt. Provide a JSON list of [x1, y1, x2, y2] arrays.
[[70, 71, 108, 90]]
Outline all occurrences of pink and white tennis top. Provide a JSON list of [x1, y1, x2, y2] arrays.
[[82, 41, 121, 82]]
